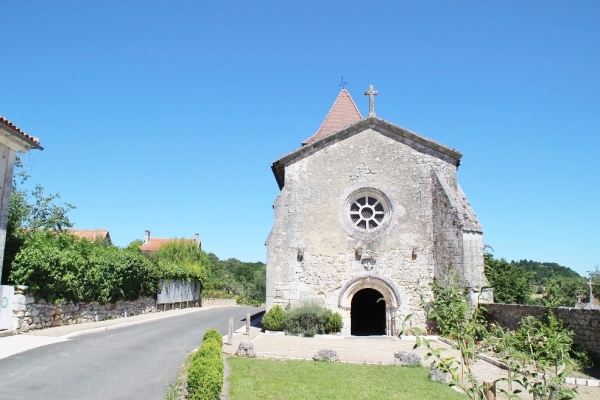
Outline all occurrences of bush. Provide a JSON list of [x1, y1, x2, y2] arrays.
[[9, 230, 159, 303], [153, 240, 210, 283], [510, 313, 575, 366], [203, 328, 223, 346], [262, 305, 287, 331], [284, 301, 342, 337], [324, 311, 343, 333], [187, 329, 224, 400]]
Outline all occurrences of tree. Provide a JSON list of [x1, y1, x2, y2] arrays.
[[543, 276, 588, 307], [2, 157, 75, 284], [204, 253, 266, 304], [484, 253, 534, 304]]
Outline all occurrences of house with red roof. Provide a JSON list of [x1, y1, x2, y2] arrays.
[[0, 117, 43, 281], [68, 229, 112, 245], [140, 230, 201, 254]]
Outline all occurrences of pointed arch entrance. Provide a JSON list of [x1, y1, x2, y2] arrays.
[[338, 276, 401, 336]]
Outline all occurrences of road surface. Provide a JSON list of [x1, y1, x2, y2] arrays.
[[0, 306, 262, 400]]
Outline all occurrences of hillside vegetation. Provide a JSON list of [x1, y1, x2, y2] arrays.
[[485, 253, 598, 307]]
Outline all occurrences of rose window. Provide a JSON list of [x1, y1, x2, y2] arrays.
[[349, 195, 386, 231]]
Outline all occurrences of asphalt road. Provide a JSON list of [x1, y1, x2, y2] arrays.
[[0, 306, 262, 400]]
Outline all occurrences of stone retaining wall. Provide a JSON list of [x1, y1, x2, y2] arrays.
[[10, 290, 209, 334], [484, 303, 600, 359], [200, 298, 237, 307], [9, 289, 237, 334], [12, 294, 163, 333]]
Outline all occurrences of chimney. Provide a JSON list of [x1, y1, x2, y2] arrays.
[[144, 230, 150, 244], [194, 233, 201, 248]]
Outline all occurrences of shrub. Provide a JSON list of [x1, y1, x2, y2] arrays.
[[262, 305, 287, 331], [203, 328, 223, 346], [153, 240, 210, 283], [9, 230, 159, 303], [284, 301, 341, 337], [324, 311, 343, 333], [187, 329, 224, 400], [511, 313, 575, 366]]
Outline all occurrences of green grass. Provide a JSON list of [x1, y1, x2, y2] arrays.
[[227, 357, 466, 400]]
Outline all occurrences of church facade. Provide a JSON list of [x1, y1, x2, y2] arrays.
[[266, 87, 489, 336]]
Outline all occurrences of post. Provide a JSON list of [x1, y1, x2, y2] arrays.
[[228, 317, 233, 345], [484, 380, 496, 400], [246, 313, 251, 335]]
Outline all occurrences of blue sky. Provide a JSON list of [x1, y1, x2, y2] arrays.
[[1, 1, 598, 276]]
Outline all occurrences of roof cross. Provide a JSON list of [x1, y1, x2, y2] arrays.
[[339, 76, 348, 89], [365, 84, 378, 117]]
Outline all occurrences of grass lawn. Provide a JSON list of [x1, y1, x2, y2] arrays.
[[227, 357, 466, 400]]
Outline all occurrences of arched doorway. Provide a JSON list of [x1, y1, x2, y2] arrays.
[[351, 288, 386, 335]]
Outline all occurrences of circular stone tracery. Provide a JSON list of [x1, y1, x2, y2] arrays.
[[348, 191, 389, 232]]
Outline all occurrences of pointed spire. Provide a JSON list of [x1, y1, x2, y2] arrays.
[[302, 89, 363, 146]]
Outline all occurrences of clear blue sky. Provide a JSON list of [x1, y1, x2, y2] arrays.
[[1, 1, 598, 276]]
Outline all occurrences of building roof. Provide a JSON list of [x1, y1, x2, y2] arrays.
[[302, 89, 363, 146], [272, 116, 463, 190], [140, 231, 201, 253], [68, 229, 112, 243], [0, 116, 43, 151]]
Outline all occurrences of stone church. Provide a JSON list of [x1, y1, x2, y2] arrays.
[[266, 86, 489, 336]]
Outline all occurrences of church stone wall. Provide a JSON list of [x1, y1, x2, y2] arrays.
[[267, 128, 466, 333]]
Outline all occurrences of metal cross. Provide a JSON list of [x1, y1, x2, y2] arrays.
[[365, 84, 378, 117], [339, 76, 347, 89]]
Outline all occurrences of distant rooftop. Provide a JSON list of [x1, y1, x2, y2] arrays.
[[140, 230, 201, 254], [68, 229, 111, 244]]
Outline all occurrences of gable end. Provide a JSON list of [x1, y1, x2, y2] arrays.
[[272, 117, 463, 189]]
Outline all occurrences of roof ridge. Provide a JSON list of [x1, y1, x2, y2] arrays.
[[302, 89, 363, 145]]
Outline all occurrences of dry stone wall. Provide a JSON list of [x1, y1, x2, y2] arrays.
[[9, 289, 225, 334], [12, 294, 160, 333], [485, 303, 600, 359]]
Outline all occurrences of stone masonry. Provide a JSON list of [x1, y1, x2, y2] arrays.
[[485, 303, 600, 360], [9, 291, 234, 335]]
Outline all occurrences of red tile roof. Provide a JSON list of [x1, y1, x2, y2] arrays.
[[302, 89, 363, 145], [68, 229, 111, 243], [0, 116, 43, 149]]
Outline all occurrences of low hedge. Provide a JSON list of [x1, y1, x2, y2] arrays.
[[187, 329, 225, 400], [203, 328, 223, 347]]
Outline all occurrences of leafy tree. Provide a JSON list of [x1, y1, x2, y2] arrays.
[[484, 253, 534, 304], [9, 230, 158, 303], [2, 157, 75, 284], [543, 276, 587, 307], [204, 254, 266, 304]]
